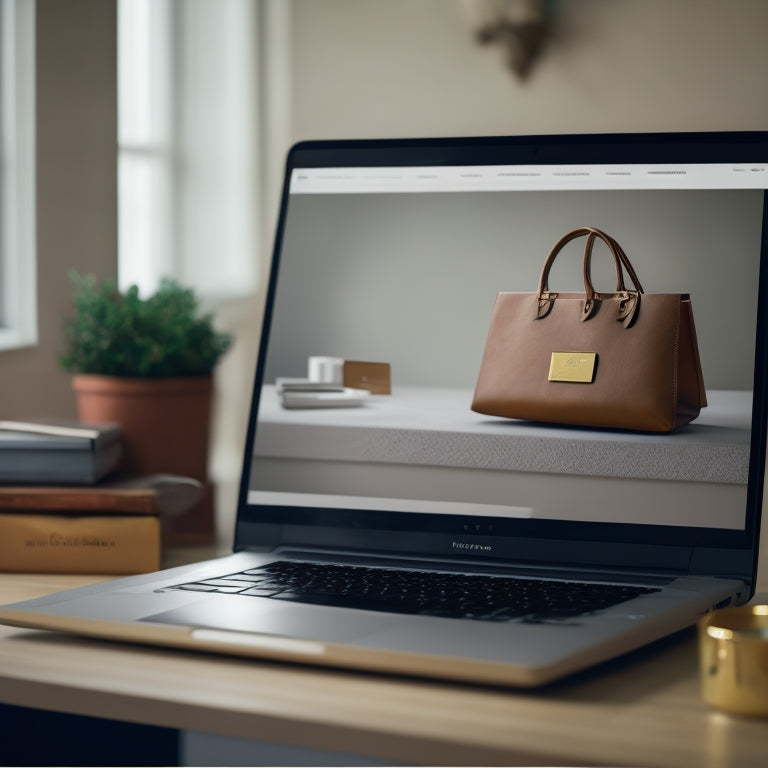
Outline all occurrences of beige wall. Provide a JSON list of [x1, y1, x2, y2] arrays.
[[0, 0, 117, 421], [289, 0, 768, 141]]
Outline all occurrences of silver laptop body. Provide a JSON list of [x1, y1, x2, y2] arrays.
[[1, 131, 765, 687]]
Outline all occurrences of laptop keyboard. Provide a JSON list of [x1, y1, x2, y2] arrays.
[[166, 560, 660, 622]]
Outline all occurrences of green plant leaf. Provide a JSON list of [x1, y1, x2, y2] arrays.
[[60, 272, 233, 378]]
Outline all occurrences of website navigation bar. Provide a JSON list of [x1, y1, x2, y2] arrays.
[[291, 163, 768, 194]]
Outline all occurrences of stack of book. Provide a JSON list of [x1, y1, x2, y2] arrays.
[[0, 475, 202, 574], [0, 420, 201, 574]]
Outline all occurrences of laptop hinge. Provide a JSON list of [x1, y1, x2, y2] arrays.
[[266, 547, 687, 586], [235, 522, 695, 575]]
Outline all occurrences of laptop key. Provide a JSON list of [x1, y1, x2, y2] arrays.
[[240, 587, 285, 597], [169, 562, 660, 622], [198, 579, 258, 590]]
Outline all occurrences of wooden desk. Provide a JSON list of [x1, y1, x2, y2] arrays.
[[1, 563, 767, 767]]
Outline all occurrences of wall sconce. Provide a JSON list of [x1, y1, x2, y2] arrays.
[[461, 0, 551, 80]]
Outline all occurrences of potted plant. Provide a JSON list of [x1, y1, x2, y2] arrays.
[[60, 272, 232, 543]]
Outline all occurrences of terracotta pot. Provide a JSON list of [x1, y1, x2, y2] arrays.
[[71, 374, 216, 545], [71, 374, 213, 480]]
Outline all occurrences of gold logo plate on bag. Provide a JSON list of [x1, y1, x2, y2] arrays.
[[548, 352, 597, 383]]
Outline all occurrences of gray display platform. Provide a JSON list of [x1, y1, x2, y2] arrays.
[[250, 387, 751, 529]]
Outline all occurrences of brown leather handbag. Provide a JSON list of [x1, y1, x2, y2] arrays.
[[471, 227, 707, 431]]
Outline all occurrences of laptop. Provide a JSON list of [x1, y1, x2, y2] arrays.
[[1, 131, 766, 687]]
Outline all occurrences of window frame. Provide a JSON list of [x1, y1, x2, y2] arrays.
[[0, 0, 36, 352], [117, 0, 262, 301]]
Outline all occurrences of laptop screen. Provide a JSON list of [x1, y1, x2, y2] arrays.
[[237, 133, 768, 576]]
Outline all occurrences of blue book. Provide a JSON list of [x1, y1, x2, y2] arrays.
[[0, 420, 123, 485]]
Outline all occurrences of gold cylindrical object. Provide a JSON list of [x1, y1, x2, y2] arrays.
[[698, 604, 768, 715]]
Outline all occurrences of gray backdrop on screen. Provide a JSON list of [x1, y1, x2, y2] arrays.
[[264, 189, 762, 392]]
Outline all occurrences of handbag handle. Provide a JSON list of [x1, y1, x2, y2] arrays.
[[536, 227, 644, 326]]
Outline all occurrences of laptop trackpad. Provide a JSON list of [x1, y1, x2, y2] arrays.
[[142, 596, 404, 643]]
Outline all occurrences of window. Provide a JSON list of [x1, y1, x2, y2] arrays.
[[118, 0, 261, 300], [0, 0, 36, 351]]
